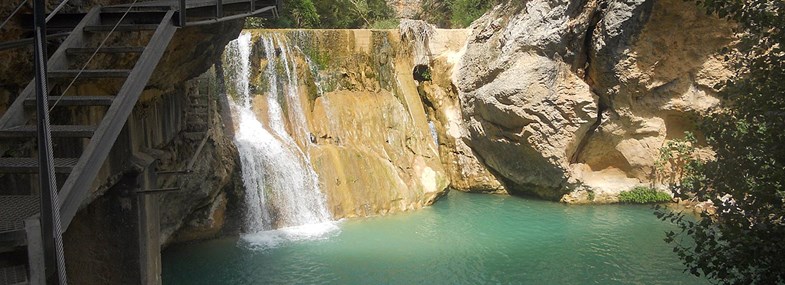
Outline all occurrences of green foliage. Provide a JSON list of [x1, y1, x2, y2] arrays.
[[418, 0, 500, 28], [618, 187, 672, 204], [655, 132, 700, 188], [448, 0, 497, 28], [267, 0, 395, 28], [422, 69, 431, 81], [301, 46, 330, 70], [244, 17, 267, 29], [271, 0, 320, 28], [418, 0, 451, 27], [656, 1, 785, 284], [413, 65, 432, 81]]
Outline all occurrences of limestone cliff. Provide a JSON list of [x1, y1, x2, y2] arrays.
[[230, 29, 450, 219], [451, 0, 734, 202]]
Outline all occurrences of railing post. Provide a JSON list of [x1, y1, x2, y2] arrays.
[[136, 155, 161, 285], [33, 0, 67, 283], [216, 0, 223, 18], [25, 216, 45, 285], [250, 0, 255, 13], [179, 0, 186, 26]]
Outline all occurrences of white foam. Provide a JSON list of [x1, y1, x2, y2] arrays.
[[225, 33, 334, 234], [240, 222, 341, 251]]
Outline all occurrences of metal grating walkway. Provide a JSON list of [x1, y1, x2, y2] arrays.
[[0, 265, 28, 285], [0, 125, 97, 138], [23, 96, 115, 107], [0, 196, 39, 234], [0, 158, 78, 173]]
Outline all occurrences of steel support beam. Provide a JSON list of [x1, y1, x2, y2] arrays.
[[33, 0, 67, 283]]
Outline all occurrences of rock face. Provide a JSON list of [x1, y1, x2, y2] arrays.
[[152, 68, 244, 244], [453, 0, 734, 202], [234, 29, 450, 219], [412, 27, 508, 194]]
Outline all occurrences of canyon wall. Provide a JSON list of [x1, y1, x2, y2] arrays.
[[228, 0, 738, 210], [229, 29, 454, 219], [451, 0, 734, 202], [0, 1, 739, 264]]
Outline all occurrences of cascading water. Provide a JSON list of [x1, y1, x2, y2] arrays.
[[225, 32, 337, 250]]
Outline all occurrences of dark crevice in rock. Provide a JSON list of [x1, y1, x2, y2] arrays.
[[577, 0, 606, 79], [570, 97, 606, 164], [570, 4, 606, 165]]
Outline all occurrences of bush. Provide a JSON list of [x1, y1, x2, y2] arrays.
[[449, 0, 498, 28], [656, 1, 785, 283], [618, 187, 672, 204], [418, 0, 501, 28]]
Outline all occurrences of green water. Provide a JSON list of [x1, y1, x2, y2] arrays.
[[163, 191, 706, 284]]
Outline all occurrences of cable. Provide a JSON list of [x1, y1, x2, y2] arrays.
[[46, 0, 71, 23], [49, 0, 140, 111], [0, 0, 28, 31]]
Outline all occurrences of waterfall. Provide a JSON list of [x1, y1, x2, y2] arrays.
[[225, 32, 337, 250]]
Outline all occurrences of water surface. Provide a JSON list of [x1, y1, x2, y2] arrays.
[[163, 191, 705, 284]]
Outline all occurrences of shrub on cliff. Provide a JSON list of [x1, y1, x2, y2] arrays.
[[658, 1, 785, 284], [618, 187, 672, 204], [251, 0, 394, 29], [418, 0, 500, 28], [313, 0, 394, 28]]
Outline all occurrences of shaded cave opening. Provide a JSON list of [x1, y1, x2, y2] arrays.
[[413, 64, 432, 82]]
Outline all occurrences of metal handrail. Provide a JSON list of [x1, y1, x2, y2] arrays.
[[0, 0, 28, 30], [49, 0, 141, 111], [1, 0, 74, 31], [177, 0, 279, 27], [45, 0, 71, 23]]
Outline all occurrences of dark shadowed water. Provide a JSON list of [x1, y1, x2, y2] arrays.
[[162, 191, 706, 284]]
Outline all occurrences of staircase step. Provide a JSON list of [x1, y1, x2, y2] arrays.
[[24, 96, 115, 107], [0, 158, 78, 174], [0, 264, 28, 285], [83, 24, 159, 32], [66, 46, 145, 55], [48, 69, 131, 79], [0, 125, 97, 138], [101, 6, 172, 13], [0, 196, 39, 235]]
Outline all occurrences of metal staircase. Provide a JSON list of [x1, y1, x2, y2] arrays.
[[0, 0, 278, 283], [0, 7, 177, 284]]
